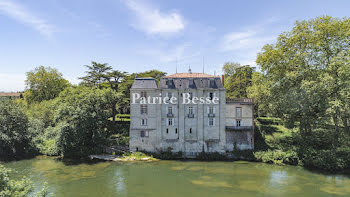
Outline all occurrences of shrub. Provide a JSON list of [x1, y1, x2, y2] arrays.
[[254, 150, 299, 165], [0, 99, 31, 160]]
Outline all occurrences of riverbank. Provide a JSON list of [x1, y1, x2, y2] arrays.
[[3, 156, 350, 197]]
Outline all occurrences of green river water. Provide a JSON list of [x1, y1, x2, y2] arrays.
[[3, 156, 350, 197]]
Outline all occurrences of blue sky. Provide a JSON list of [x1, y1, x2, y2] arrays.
[[1, 0, 350, 91]]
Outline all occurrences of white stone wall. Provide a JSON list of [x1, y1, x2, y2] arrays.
[[130, 81, 254, 155]]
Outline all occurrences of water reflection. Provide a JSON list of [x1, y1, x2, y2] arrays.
[[3, 157, 350, 197]]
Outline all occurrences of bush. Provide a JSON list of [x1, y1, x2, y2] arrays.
[[299, 147, 350, 171], [254, 150, 299, 165], [0, 99, 31, 160]]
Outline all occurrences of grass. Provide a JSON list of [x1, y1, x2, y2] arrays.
[[120, 152, 158, 161]]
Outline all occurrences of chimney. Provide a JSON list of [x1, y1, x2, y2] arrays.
[[221, 75, 225, 86]]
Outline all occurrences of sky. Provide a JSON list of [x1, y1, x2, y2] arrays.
[[1, 0, 350, 91]]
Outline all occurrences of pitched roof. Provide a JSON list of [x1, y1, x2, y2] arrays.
[[0, 92, 21, 97], [163, 73, 217, 78], [159, 77, 224, 89], [131, 78, 157, 89]]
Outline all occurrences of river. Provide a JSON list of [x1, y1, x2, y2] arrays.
[[3, 156, 350, 197]]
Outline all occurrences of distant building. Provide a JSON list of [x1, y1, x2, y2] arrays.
[[0, 92, 22, 99], [129, 71, 254, 157]]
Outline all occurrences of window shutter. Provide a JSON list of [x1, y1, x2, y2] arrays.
[[208, 118, 210, 126], [166, 119, 168, 126], [213, 118, 216, 126]]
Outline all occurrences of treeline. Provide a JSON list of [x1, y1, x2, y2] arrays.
[[1, 16, 349, 172], [223, 16, 350, 172], [0, 63, 165, 160]]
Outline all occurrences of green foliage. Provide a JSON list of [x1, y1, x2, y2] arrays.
[[223, 62, 255, 98], [250, 16, 350, 171], [0, 165, 51, 197], [254, 150, 299, 165], [121, 152, 157, 161], [0, 100, 31, 160], [53, 86, 118, 158], [25, 66, 70, 104]]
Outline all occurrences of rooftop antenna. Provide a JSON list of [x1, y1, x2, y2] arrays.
[[188, 65, 192, 74], [202, 56, 204, 73], [176, 58, 178, 73]]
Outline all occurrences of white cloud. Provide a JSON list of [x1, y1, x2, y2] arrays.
[[221, 31, 274, 52], [123, 0, 185, 34], [0, 0, 54, 37]]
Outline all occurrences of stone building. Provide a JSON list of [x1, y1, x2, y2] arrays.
[[129, 71, 254, 156]]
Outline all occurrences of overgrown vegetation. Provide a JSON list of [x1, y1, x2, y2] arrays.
[[0, 164, 50, 197]]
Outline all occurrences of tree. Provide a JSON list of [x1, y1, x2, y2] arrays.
[[222, 62, 254, 98], [256, 16, 350, 139], [80, 62, 127, 121], [53, 86, 118, 158], [0, 99, 30, 160], [79, 61, 113, 88], [25, 66, 70, 104]]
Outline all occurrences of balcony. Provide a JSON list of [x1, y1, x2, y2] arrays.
[[226, 126, 253, 131], [167, 113, 174, 118], [208, 113, 215, 117], [188, 114, 194, 118]]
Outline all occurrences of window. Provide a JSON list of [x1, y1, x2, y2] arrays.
[[166, 128, 169, 134], [175, 128, 178, 134], [168, 118, 173, 126], [140, 91, 147, 98], [188, 106, 193, 114], [209, 118, 215, 126], [140, 104, 147, 114], [210, 79, 215, 88], [141, 118, 147, 126], [140, 130, 149, 137], [190, 128, 192, 134], [236, 120, 241, 127], [189, 79, 194, 86], [168, 106, 173, 114], [236, 107, 242, 118], [209, 106, 214, 114]]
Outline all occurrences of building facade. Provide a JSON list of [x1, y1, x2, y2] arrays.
[[129, 72, 254, 156]]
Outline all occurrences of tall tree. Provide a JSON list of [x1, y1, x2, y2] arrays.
[[222, 62, 255, 98], [80, 62, 127, 121], [79, 61, 113, 87], [256, 16, 350, 140], [25, 66, 70, 104]]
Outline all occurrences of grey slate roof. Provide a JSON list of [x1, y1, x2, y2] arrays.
[[159, 77, 224, 89], [131, 78, 157, 89]]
